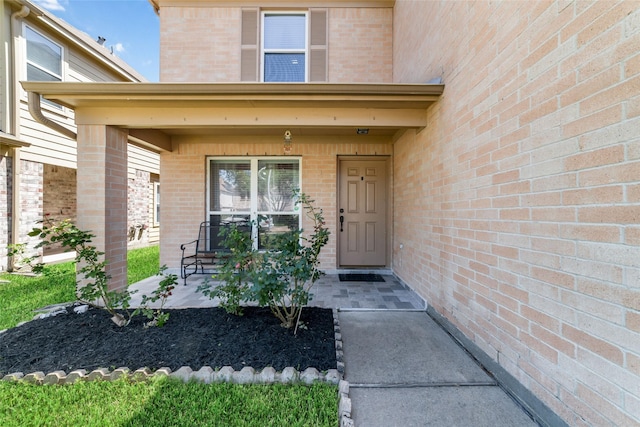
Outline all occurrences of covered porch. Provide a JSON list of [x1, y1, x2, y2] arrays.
[[21, 81, 444, 291]]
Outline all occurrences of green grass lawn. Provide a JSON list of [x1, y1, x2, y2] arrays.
[[0, 245, 159, 330], [127, 245, 159, 284], [0, 378, 338, 427], [0, 244, 339, 426], [0, 263, 76, 331]]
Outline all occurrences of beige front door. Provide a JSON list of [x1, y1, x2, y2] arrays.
[[338, 158, 388, 266]]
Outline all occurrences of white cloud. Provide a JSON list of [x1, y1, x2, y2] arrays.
[[34, 0, 66, 12], [113, 43, 125, 53]]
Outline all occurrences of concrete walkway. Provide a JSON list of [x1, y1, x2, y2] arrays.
[[339, 310, 537, 426], [129, 273, 537, 426]]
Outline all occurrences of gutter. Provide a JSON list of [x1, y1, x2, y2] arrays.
[[27, 91, 77, 140], [11, 4, 29, 138]]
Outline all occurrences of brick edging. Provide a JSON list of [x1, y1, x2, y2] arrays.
[[2, 306, 353, 424], [1, 365, 341, 385]]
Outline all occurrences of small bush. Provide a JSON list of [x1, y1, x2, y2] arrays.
[[200, 191, 329, 330]]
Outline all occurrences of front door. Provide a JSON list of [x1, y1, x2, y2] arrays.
[[338, 158, 388, 266]]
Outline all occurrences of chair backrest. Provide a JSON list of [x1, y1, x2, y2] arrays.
[[196, 221, 251, 253]]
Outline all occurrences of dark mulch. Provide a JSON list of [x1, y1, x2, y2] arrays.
[[0, 306, 337, 376]]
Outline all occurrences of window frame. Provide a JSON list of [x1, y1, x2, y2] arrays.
[[260, 11, 309, 83], [206, 156, 302, 250], [153, 181, 160, 227], [24, 25, 64, 110]]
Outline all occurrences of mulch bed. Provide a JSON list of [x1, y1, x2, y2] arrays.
[[0, 305, 337, 376]]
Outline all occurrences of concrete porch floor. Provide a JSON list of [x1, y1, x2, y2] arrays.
[[128, 272, 427, 310]]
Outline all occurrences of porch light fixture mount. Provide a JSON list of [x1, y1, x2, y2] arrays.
[[356, 128, 369, 135], [284, 130, 292, 155]]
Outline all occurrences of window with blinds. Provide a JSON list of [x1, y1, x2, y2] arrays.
[[208, 158, 301, 250], [262, 13, 306, 82], [241, 8, 327, 82]]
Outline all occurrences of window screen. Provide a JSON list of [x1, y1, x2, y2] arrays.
[[26, 27, 62, 108], [263, 14, 306, 82]]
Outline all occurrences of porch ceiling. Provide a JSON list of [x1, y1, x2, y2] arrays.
[[21, 82, 443, 151]]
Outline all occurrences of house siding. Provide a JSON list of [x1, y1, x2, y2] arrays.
[[393, 1, 640, 425], [0, 1, 161, 268]]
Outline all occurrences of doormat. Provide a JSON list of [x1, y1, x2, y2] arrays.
[[338, 273, 386, 282]]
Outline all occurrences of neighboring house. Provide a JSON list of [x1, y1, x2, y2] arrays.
[[21, 1, 640, 426], [0, 0, 160, 270]]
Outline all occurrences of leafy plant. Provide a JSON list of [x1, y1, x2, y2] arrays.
[[260, 191, 329, 330], [6, 243, 30, 272], [11, 218, 134, 326], [197, 225, 255, 316], [134, 265, 176, 327], [203, 191, 329, 331]]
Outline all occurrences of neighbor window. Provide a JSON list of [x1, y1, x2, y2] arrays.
[[25, 26, 62, 108], [153, 182, 160, 226], [207, 157, 301, 250], [261, 13, 307, 82]]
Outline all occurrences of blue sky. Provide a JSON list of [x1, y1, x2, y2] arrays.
[[34, 0, 160, 81]]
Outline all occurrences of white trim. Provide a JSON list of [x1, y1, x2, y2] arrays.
[[260, 11, 309, 82], [206, 156, 302, 250], [153, 181, 160, 226], [23, 24, 65, 111]]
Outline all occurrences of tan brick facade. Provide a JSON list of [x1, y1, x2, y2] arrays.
[[160, 7, 241, 82], [38, 0, 639, 425], [160, 136, 392, 270], [159, 5, 392, 83], [328, 8, 393, 83], [77, 125, 128, 291], [393, 1, 640, 425]]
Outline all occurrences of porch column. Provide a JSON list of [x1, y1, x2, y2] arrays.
[[76, 125, 128, 291]]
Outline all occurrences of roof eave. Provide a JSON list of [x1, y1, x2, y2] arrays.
[[20, 82, 444, 109]]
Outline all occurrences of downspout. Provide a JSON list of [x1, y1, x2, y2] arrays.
[[8, 5, 30, 271], [27, 91, 77, 140], [10, 4, 29, 138]]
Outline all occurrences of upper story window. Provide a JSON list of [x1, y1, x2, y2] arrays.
[[262, 13, 307, 82], [25, 26, 62, 108], [242, 8, 327, 83], [26, 27, 62, 82]]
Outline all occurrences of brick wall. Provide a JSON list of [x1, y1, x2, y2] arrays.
[[43, 164, 76, 255], [160, 137, 392, 269], [76, 125, 128, 291], [0, 155, 11, 270], [159, 5, 393, 83], [20, 160, 43, 261], [128, 169, 150, 248], [328, 8, 393, 83], [160, 7, 241, 82], [393, 1, 640, 425]]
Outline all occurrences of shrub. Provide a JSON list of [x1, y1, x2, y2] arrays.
[[13, 218, 133, 326], [200, 191, 329, 331], [9, 218, 173, 328]]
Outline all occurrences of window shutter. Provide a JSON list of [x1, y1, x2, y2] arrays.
[[241, 8, 259, 82], [309, 9, 327, 82]]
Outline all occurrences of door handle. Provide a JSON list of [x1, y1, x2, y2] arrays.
[[340, 215, 344, 232]]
